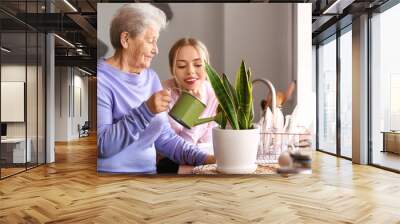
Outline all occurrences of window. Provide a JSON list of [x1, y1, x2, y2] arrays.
[[317, 36, 337, 155], [339, 28, 352, 158], [371, 2, 400, 171]]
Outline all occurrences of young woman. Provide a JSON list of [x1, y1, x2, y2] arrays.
[[163, 38, 218, 145]]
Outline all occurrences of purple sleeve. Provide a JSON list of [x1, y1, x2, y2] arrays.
[[97, 84, 155, 158], [155, 115, 208, 165]]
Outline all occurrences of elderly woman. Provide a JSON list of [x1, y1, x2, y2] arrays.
[[97, 3, 215, 173]]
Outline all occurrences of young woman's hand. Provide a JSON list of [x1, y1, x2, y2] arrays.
[[146, 89, 171, 114]]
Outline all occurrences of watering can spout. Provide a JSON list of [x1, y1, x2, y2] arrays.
[[194, 117, 216, 126], [194, 113, 223, 127]]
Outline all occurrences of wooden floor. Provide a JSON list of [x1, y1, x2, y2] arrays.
[[373, 151, 400, 171], [1, 167, 26, 178], [1, 135, 400, 223]]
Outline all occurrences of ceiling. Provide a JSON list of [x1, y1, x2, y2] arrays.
[[0, 0, 393, 74]]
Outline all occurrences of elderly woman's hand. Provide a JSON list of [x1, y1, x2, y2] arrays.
[[204, 155, 216, 164], [146, 89, 171, 114]]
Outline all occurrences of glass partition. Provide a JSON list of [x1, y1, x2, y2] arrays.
[[0, 1, 46, 179], [1, 30, 28, 178], [27, 31, 38, 169], [26, 0, 43, 169]]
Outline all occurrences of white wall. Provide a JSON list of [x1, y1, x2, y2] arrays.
[[55, 67, 69, 141], [97, 3, 127, 59], [223, 3, 294, 119], [55, 67, 89, 141], [152, 3, 225, 80], [73, 73, 89, 138]]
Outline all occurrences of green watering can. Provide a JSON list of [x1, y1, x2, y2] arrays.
[[168, 91, 221, 129]]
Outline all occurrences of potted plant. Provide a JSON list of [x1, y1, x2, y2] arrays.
[[205, 60, 259, 174]]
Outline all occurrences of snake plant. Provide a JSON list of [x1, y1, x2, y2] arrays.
[[205, 60, 254, 130]]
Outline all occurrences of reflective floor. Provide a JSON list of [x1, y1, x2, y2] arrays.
[[373, 151, 400, 171]]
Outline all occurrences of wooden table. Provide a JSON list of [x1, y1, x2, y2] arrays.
[[178, 164, 280, 175], [381, 131, 400, 154], [177, 146, 313, 175]]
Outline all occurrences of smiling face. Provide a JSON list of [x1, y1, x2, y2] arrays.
[[172, 45, 207, 92], [125, 25, 159, 72]]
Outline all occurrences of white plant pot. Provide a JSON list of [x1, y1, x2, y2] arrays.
[[212, 126, 260, 174]]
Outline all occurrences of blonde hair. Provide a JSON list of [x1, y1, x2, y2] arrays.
[[110, 3, 167, 50], [168, 38, 210, 75]]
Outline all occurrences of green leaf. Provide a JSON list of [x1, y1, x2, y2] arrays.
[[216, 105, 227, 129], [222, 73, 238, 110], [235, 60, 247, 103], [235, 61, 246, 128], [235, 60, 252, 129], [246, 68, 254, 127], [205, 63, 239, 129]]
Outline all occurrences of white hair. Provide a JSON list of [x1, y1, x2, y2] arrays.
[[110, 3, 167, 50]]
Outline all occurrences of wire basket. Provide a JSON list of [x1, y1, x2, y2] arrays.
[[256, 131, 312, 164]]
